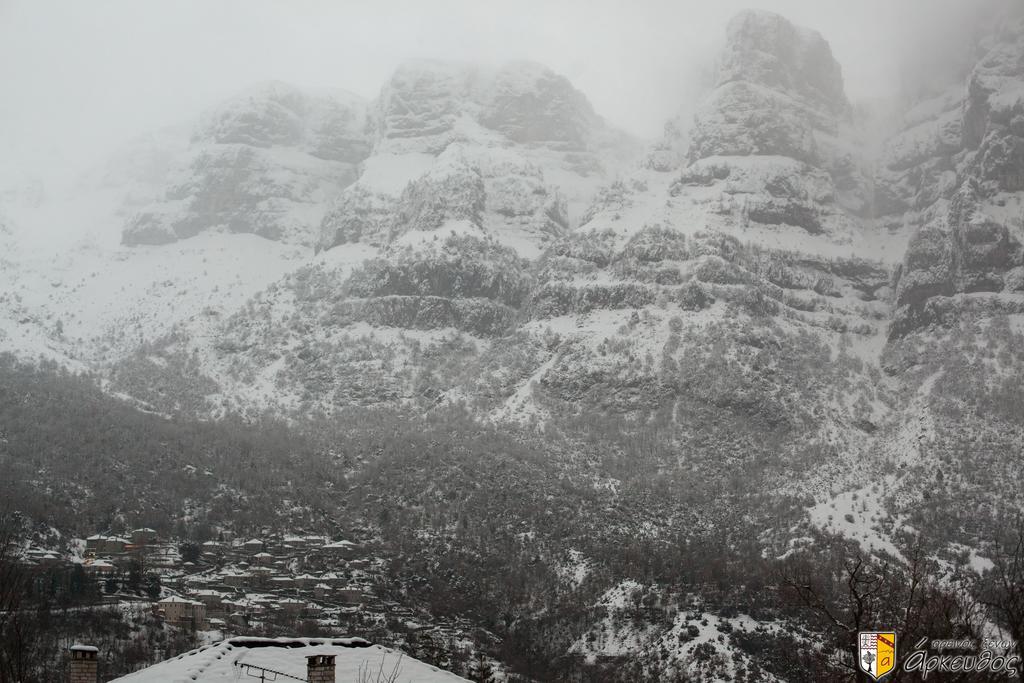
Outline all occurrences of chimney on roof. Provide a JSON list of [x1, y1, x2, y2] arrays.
[[69, 645, 98, 683], [306, 654, 336, 683]]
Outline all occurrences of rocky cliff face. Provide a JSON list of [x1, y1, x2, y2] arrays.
[[319, 60, 630, 254], [99, 13, 1024, 568], [112, 14, 895, 466], [122, 82, 370, 247], [373, 60, 604, 154], [690, 10, 848, 162], [107, 61, 638, 415], [890, 13, 1024, 337], [682, 10, 870, 235], [59, 12, 1013, 493]]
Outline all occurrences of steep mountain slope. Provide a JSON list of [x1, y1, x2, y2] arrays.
[[320, 60, 635, 256], [101, 15, 904, 523], [108, 61, 640, 416], [4, 7, 1024, 682], [3, 5, 1017, 569], [871, 10, 1024, 556], [95, 9, 1024, 584], [123, 81, 370, 247]]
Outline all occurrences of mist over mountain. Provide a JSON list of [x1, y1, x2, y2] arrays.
[[2, 3, 1024, 681]]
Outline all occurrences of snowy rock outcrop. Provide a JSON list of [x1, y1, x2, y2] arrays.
[[110, 61, 637, 414], [123, 82, 370, 247], [677, 10, 870, 238], [689, 9, 848, 163], [478, 61, 601, 149], [373, 60, 607, 154], [320, 60, 632, 255], [963, 17, 1024, 193], [891, 13, 1024, 336]]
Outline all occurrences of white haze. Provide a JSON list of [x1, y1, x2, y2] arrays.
[[0, 0, 1001, 194]]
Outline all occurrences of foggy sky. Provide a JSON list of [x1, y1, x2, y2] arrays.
[[0, 0, 995, 186]]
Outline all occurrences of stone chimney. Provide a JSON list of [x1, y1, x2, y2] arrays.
[[306, 654, 335, 683], [69, 645, 98, 683]]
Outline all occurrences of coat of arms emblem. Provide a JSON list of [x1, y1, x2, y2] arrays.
[[858, 631, 896, 680]]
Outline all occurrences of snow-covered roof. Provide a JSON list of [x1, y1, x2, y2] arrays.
[[159, 596, 202, 605], [109, 637, 469, 682]]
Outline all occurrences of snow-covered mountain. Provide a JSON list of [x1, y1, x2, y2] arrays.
[[58, 60, 641, 415], [123, 81, 370, 247], [319, 60, 636, 255], [3, 8, 1024, 678]]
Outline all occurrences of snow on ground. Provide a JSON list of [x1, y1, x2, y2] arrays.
[[356, 152, 437, 195], [577, 159, 909, 265], [490, 353, 556, 423], [946, 542, 996, 575], [556, 549, 592, 590], [596, 580, 644, 610], [806, 475, 908, 564], [2, 233, 310, 363], [392, 218, 485, 248], [571, 581, 787, 681]]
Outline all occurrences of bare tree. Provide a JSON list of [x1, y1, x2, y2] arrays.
[[979, 520, 1024, 667], [779, 539, 995, 682], [0, 508, 35, 683], [358, 653, 403, 683]]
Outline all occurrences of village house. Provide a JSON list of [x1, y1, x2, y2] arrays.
[[250, 566, 273, 586], [243, 538, 265, 554], [201, 540, 224, 562], [282, 535, 306, 550], [83, 558, 118, 576], [157, 596, 208, 631], [319, 571, 345, 586], [130, 528, 158, 545], [294, 573, 319, 589], [270, 576, 296, 590], [301, 602, 324, 619], [223, 597, 265, 618], [253, 551, 274, 566], [336, 586, 366, 605], [223, 571, 250, 588], [191, 590, 225, 615], [23, 548, 62, 567], [320, 539, 358, 559], [146, 546, 179, 568], [85, 535, 130, 555], [278, 597, 305, 616]]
